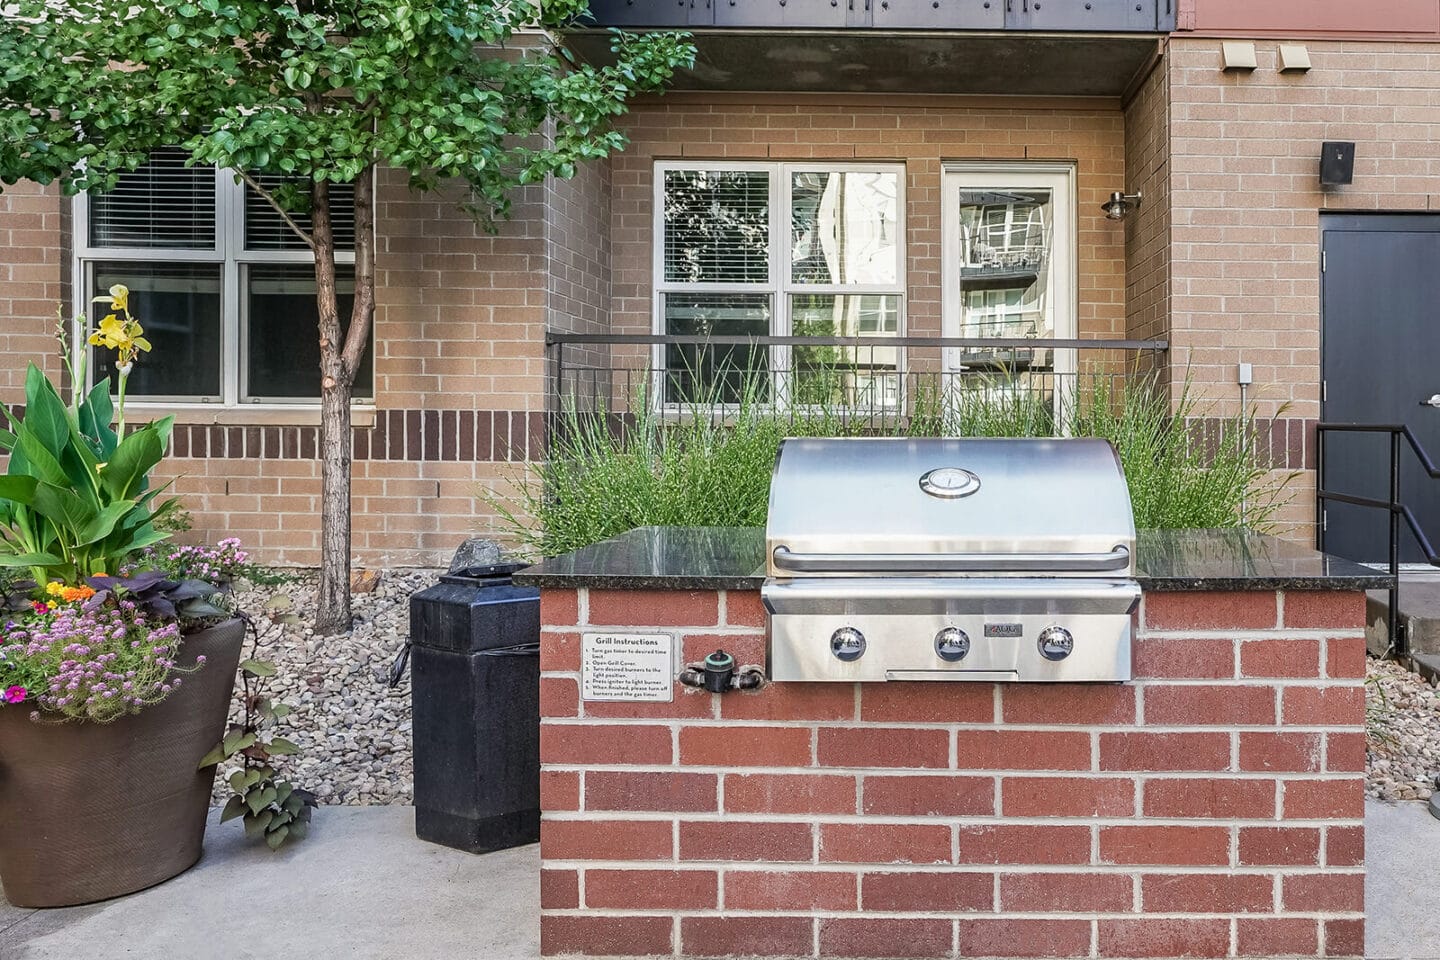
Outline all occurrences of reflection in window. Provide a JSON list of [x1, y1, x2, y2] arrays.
[[89, 262, 222, 398], [790, 171, 899, 286], [955, 189, 1054, 371], [663, 293, 772, 405], [246, 264, 371, 400], [791, 294, 900, 408]]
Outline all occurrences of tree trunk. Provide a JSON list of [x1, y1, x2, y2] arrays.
[[311, 177, 352, 635]]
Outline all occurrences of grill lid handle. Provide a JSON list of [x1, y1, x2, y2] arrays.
[[771, 545, 1131, 574]]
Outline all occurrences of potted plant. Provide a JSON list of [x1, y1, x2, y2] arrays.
[[0, 290, 305, 908]]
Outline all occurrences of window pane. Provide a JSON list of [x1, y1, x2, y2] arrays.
[[955, 188, 1054, 370], [88, 149, 216, 249], [663, 293, 771, 405], [89, 261, 222, 398], [245, 177, 356, 251], [790, 294, 900, 408], [662, 170, 770, 284], [245, 264, 372, 400], [790, 170, 900, 286]]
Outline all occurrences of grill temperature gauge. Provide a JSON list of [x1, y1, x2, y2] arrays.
[[934, 626, 971, 662], [830, 627, 867, 662], [1037, 625, 1074, 662]]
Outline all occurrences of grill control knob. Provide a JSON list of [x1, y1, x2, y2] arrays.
[[830, 627, 866, 662], [934, 626, 971, 662], [1037, 626, 1074, 662]]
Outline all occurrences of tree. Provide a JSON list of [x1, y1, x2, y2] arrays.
[[0, 0, 694, 633]]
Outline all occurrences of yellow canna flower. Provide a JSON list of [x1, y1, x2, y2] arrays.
[[86, 313, 149, 359], [92, 284, 129, 313]]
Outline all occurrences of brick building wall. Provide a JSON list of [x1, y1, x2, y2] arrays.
[[608, 92, 1132, 356], [538, 585, 1367, 959], [1165, 36, 1440, 535], [1123, 55, 1172, 357], [0, 167, 553, 567], [144, 169, 551, 566], [0, 181, 64, 394]]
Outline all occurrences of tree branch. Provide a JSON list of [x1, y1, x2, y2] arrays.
[[340, 164, 376, 378], [235, 168, 315, 250]]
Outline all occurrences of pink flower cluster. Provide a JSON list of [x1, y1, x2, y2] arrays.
[[139, 537, 252, 584], [1, 601, 187, 723]]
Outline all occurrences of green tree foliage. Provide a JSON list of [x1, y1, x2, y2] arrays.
[[0, 1, 694, 631]]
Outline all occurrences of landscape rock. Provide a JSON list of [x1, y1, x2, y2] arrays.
[[448, 537, 505, 575], [1368, 655, 1440, 802], [211, 568, 441, 806], [350, 569, 382, 594]]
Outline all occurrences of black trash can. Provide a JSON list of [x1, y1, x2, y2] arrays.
[[406, 562, 540, 853]]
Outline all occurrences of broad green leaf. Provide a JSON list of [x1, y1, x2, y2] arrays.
[[15, 428, 70, 487], [219, 795, 246, 822], [22, 364, 70, 457], [28, 481, 97, 536], [240, 659, 277, 678], [244, 808, 274, 836], [267, 737, 300, 756], [198, 743, 227, 768], [0, 475, 40, 505], [75, 500, 136, 545], [0, 553, 64, 568], [99, 426, 164, 500], [265, 824, 290, 850], [228, 770, 247, 793], [222, 730, 257, 756], [245, 785, 269, 816]]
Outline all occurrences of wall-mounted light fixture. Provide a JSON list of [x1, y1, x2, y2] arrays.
[[1101, 191, 1143, 221]]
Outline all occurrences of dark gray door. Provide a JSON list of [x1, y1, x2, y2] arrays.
[[1321, 215, 1440, 562]]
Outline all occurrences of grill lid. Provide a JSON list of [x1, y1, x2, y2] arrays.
[[765, 437, 1136, 578]]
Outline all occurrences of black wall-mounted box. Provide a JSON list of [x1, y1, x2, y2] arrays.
[[1321, 141, 1356, 186]]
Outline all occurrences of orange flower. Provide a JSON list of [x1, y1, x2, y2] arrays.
[[60, 585, 97, 603]]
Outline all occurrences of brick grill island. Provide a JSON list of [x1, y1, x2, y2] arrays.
[[515, 527, 1386, 960]]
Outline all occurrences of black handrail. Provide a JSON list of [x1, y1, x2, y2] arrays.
[[546, 333, 1170, 351], [1315, 418, 1440, 658]]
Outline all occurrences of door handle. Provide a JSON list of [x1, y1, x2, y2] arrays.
[[1423, 395, 1440, 408]]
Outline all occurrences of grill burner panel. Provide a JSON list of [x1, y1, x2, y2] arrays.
[[762, 438, 1139, 683]]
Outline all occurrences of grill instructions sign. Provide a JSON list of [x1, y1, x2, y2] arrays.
[[581, 632, 675, 702]]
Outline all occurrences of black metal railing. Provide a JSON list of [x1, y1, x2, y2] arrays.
[[546, 333, 1168, 431], [1316, 421, 1440, 657]]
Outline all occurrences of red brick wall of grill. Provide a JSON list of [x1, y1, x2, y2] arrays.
[[537, 588, 1367, 959]]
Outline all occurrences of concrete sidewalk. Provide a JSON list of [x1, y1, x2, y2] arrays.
[[1, 806, 538, 960], [1368, 798, 1440, 959], [3, 800, 1437, 959]]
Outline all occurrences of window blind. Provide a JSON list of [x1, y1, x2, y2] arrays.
[[244, 176, 356, 251], [662, 169, 770, 284], [87, 149, 216, 249]]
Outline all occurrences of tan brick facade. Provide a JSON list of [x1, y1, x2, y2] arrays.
[[7, 35, 1440, 563], [609, 93, 1130, 345]]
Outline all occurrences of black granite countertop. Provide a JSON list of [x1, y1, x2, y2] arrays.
[[512, 526, 1391, 592]]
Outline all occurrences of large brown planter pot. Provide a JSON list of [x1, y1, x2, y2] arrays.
[[0, 617, 246, 908]]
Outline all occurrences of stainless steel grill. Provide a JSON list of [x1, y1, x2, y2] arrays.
[[762, 437, 1140, 682]]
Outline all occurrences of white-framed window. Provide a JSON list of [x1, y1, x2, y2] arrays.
[[940, 162, 1077, 377], [653, 160, 906, 407], [73, 149, 373, 406]]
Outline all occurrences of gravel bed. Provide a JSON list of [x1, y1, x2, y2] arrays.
[[211, 569, 440, 806], [1368, 655, 1440, 802], [202, 575, 1436, 806]]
